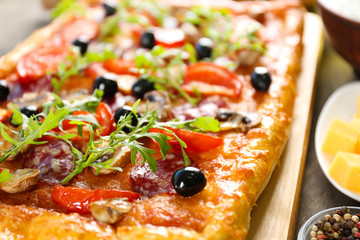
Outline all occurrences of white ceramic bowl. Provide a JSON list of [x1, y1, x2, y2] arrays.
[[315, 81, 360, 202]]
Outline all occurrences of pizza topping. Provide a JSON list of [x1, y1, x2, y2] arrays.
[[114, 105, 139, 133], [134, 45, 200, 105], [10, 106, 39, 127], [216, 109, 261, 132], [0, 168, 40, 194], [251, 67, 272, 92], [182, 62, 242, 97], [21, 139, 74, 184], [51, 185, 140, 213], [90, 197, 133, 224], [0, 169, 11, 183], [154, 27, 186, 48], [130, 153, 188, 197], [171, 166, 206, 197], [59, 18, 99, 45], [195, 37, 213, 60], [51, 0, 86, 19], [9, 91, 54, 110], [51, 49, 115, 93], [136, 90, 171, 120], [90, 146, 131, 175], [72, 37, 89, 56], [131, 76, 155, 99], [102, 2, 117, 17], [92, 74, 119, 99], [0, 80, 9, 102], [140, 31, 156, 49], [149, 127, 223, 153], [16, 46, 70, 84]]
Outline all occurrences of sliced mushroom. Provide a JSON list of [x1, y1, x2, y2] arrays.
[[180, 22, 201, 45], [8, 91, 54, 110], [91, 146, 131, 175], [90, 197, 133, 224], [216, 109, 261, 132], [136, 90, 171, 120], [0, 168, 40, 194]]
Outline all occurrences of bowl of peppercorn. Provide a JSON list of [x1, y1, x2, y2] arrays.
[[298, 206, 360, 240]]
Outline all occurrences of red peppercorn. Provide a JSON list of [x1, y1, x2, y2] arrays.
[[356, 222, 360, 229], [317, 235, 328, 239], [355, 231, 360, 238]]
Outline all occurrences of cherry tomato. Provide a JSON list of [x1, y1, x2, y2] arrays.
[[52, 185, 140, 213], [154, 28, 185, 48], [103, 59, 139, 76], [59, 17, 100, 45], [182, 62, 242, 97], [16, 46, 69, 84], [149, 128, 223, 152], [61, 102, 113, 137]]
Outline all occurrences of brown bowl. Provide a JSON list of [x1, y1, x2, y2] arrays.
[[317, 1, 360, 75]]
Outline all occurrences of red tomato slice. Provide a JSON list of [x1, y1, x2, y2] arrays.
[[60, 17, 100, 45], [93, 189, 140, 202], [84, 62, 108, 79], [182, 62, 242, 97], [52, 186, 140, 213], [52, 185, 95, 213], [0, 110, 12, 123], [16, 46, 69, 84], [154, 28, 185, 48], [149, 128, 223, 152], [94, 102, 114, 136], [61, 102, 114, 137], [103, 59, 139, 76]]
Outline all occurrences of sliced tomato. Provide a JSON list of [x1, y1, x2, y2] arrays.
[[149, 128, 223, 152], [93, 189, 140, 202], [182, 62, 242, 97], [61, 102, 113, 137], [16, 46, 69, 84], [103, 59, 139, 76], [0, 110, 13, 123], [59, 17, 100, 45], [154, 28, 185, 48], [84, 62, 108, 79], [52, 185, 140, 213], [94, 102, 114, 136]]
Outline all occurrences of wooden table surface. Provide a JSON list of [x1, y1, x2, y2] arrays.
[[1, 1, 359, 239]]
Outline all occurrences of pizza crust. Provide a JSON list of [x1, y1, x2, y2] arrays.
[[0, 0, 304, 239]]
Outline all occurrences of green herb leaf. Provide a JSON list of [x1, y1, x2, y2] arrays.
[[0, 169, 12, 183], [51, 0, 86, 19]]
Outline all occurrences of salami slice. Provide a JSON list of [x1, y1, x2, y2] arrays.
[[130, 153, 192, 198], [21, 139, 74, 185]]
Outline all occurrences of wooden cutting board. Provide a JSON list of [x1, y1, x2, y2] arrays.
[[247, 13, 324, 240]]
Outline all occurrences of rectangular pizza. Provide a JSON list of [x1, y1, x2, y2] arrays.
[[0, 0, 304, 239]]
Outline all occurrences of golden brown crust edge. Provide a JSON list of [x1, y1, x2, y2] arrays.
[[0, 1, 305, 239]]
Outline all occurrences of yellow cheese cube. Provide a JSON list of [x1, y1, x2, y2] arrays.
[[350, 118, 360, 131], [322, 118, 360, 156], [356, 94, 360, 118], [328, 152, 360, 192]]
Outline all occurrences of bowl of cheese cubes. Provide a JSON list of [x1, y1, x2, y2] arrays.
[[315, 81, 360, 201]]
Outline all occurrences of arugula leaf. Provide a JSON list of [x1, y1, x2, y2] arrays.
[[0, 169, 12, 183], [51, 49, 115, 93], [134, 46, 200, 106], [0, 108, 69, 162], [51, 0, 86, 19]]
